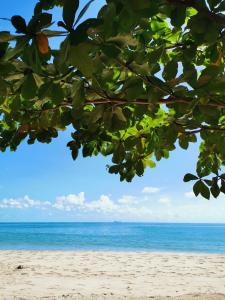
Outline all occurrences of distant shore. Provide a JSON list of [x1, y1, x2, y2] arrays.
[[0, 251, 225, 300]]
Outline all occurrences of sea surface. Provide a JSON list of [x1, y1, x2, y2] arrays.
[[0, 222, 225, 253]]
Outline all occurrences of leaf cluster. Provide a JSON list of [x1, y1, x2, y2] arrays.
[[0, 0, 225, 199]]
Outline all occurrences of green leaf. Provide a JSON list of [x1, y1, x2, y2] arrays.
[[1, 0, 225, 189], [220, 174, 225, 180], [182, 63, 197, 88], [183, 173, 198, 182], [204, 179, 212, 186], [112, 144, 125, 164], [179, 138, 189, 150], [75, 0, 95, 26], [72, 80, 85, 108], [197, 65, 221, 88], [103, 111, 113, 130], [200, 182, 210, 200], [107, 34, 138, 47], [51, 84, 64, 104], [11, 16, 27, 33], [220, 180, 225, 194], [82, 143, 94, 157], [38, 13, 52, 28], [0, 31, 15, 42], [171, 7, 186, 27], [114, 107, 127, 123], [188, 14, 208, 34], [193, 180, 202, 197], [128, 0, 151, 10], [193, 180, 210, 199], [89, 105, 104, 124], [72, 147, 79, 160], [21, 74, 37, 99], [70, 19, 101, 46], [3, 37, 29, 61], [69, 42, 99, 76], [163, 60, 178, 81], [0, 78, 8, 95], [108, 165, 120, 174], [144, 159, 156, 168], [210, 182, 220, 198], [63, 0, 79, 29], [136, 160, 144, 176], [40, 111, 50, 129], [148, 46, 164, 63], [101, 44, 120, 59]]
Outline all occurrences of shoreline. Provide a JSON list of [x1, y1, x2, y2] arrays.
[[0, 251, 225, 299], [0, 249, 225, 255]]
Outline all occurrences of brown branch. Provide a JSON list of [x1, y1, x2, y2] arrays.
[[160, 98, 225, 109], [13, 96, 225, 116], [87, 97, 225, 110]]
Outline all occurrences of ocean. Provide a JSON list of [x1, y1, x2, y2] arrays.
[[0, 222, 225, 253]]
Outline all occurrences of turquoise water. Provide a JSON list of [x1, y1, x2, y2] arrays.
[[0, 222, 225, 253]]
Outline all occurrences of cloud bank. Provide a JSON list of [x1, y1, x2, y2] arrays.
[[1, 186, 225, 222]]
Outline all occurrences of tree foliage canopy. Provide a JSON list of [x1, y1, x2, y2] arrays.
[[0, 0, 225, 199]]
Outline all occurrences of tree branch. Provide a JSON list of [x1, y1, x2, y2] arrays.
[[86, 97, 225, 110], [12, 96, 225, 116]]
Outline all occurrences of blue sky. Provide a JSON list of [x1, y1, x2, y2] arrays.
[[0, 0, 225, 223]]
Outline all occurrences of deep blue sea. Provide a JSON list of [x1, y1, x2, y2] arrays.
[[0, 222, 225, 253]]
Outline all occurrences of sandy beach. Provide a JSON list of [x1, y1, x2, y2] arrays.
[[0, 251, 225, 300]]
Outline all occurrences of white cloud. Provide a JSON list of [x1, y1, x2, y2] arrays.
[[158, 197, 171, 206], [0, 195, 51, 210], [86, 195, 118, 212], [53, 192, 85, 210], [126, 206, 152, 217], [2, 191, 225, 222], [185, 191, 195, 198], [0, 193, 154, 219], [118, 195, 137, 205], [142, 186, 160, 194]]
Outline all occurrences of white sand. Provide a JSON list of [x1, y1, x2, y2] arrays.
[[0, 251, 225, 300]]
